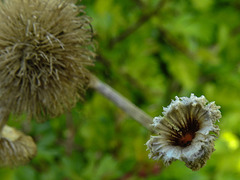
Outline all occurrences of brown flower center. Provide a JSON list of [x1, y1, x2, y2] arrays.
[[178, 133, 194, 147], [170, 118, 200, 147]]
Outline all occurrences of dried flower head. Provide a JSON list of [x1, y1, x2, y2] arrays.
[[0, 125, 37, 167], [0, 0, 94, 121], [146, 94, 221, 171]]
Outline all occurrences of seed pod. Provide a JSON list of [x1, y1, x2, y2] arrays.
[[0, 0, 95, 121], [146, 94, 221, 171], [0, 125, 37, 167]]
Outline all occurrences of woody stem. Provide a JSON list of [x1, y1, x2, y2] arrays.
[[89, 75, 155, 133]]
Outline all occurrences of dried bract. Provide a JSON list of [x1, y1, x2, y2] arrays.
[[0, 0, 94, 121], [0, 125, 37, 167], [146, 94, 221, 171]]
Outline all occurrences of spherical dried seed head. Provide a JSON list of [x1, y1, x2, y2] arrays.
[[0, 0, 94, 121], [146, 94, 221, 171]]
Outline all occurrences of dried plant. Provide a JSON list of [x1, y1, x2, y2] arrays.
[[0, 0, 94, 121], [0, 125, 37, 167], [0, 0, 94, 167], [146, 94, 221, 171]]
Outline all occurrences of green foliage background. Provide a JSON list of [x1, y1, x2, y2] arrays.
[[1, 0, 240, 179]]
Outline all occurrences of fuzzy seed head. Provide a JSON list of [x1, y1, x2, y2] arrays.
[[0, 0, 94, 120]]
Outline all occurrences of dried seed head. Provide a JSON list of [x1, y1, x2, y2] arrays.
[[0, 0, 94, 121], [0, 125, 37, 167], [146, 94, 221, 171]]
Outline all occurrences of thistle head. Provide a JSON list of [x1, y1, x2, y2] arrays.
[[0, 0, 95, 121], [146, 94, 221, 171]]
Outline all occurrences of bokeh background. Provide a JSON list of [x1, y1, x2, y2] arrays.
[[1, 0, 240, 179]]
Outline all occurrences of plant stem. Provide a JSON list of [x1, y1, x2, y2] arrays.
[[89, 75, 155, 133], [0, 106, 9, 133], [108, 0, 167, 48]]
